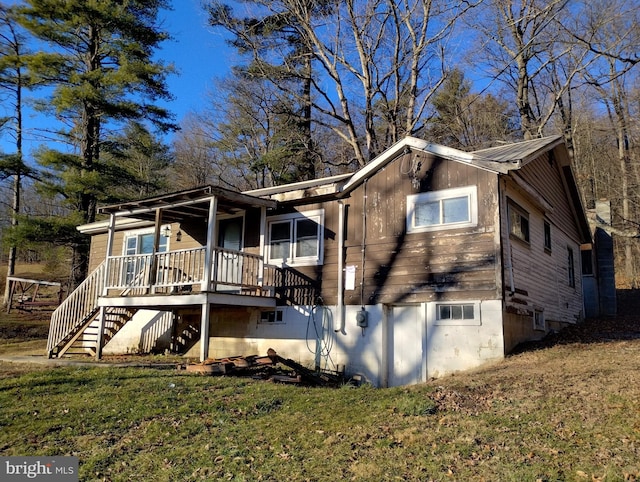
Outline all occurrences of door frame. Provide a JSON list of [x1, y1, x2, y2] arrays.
[[383, 303, 427, 387]]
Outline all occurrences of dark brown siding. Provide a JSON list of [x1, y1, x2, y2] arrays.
[[275, 151, 501, 306]]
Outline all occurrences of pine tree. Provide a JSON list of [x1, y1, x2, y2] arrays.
[[16, 0, 176, 288]]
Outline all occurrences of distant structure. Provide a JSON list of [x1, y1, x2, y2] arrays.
[[584, 200, 617, 317]]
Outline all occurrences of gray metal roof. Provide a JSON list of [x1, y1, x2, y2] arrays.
[[472, 136, 564, 166]]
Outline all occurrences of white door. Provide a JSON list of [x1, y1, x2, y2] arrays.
[[216, 217, 244, 289], [389, 305, 424, 387]]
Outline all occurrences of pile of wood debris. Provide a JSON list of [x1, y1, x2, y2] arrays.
[[182, 348, 344, 387]]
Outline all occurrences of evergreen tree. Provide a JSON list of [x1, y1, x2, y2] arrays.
[[0, 3, 35, 304], [15, 0, 175, 287], [427, 70, 517, 149]]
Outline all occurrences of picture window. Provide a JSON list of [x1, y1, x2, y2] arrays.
[[407, 186, 478, 233]]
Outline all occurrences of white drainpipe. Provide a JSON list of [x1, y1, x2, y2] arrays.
[[335, 200, 345, 333]]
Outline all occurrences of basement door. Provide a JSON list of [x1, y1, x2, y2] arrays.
[[388, 304, 425, 387]]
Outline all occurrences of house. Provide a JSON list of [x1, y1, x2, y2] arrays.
[[47, 135, 602, 386]]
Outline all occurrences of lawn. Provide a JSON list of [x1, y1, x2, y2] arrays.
[[1, 294, 639, 481]]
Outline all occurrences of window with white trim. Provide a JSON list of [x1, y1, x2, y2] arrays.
[[407, 186, 478, 233], [123, 228, 169, 256], [122, 227, 169, 284], [267, 210, 324, 266], [508, 201, 530, 243], [434, 302, 481, 326]]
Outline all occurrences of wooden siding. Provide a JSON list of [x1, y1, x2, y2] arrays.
[[515, 148, 581, 243], [270, 151, 502, 306], [501, 154, 584, 327]]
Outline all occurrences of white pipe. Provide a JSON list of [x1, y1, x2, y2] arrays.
[[335, 200, 345, 333]]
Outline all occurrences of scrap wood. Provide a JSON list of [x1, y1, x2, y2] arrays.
[[183, 349, 344, 387], [266, 348, 344, 387]]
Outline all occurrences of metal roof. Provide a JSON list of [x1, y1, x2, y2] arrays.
[[472, 136, 564, 166], [97, 185, 276, 222]]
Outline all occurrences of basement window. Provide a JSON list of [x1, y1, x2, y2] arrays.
[[259, 309, 284, 324], [434, 302, 481, 326], [407, 186, 478, 233]]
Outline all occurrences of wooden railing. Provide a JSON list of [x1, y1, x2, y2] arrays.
[[47, 261, 106, 357], [104, 246, 269, 293]]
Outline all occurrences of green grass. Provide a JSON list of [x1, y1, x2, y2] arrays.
[[1, 339, 640, 482]]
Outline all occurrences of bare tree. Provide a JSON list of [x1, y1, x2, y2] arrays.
[[470, 0, 598, 141], [171, 114, 219, 190], [208, 0, 479, 167], [572, 0, 640, 285]]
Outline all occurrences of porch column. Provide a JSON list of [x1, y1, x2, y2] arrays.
[[96, 213, 116, 360], [149, 209, 163, 294], [200, 302, 210, 361], [200, 196, 217, 362], [258, 206, 266, 287], [201, 196, 218, 292]]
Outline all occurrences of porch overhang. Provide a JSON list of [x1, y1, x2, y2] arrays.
[[97, 292, 277, 309], [97, 185, 277, 222]]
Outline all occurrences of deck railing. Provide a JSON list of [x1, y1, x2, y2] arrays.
[[104, 246, 269, 294], [47, 261, 106, 356]]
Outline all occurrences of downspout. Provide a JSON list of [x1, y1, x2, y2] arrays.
[[335, 200, 345, 333], [360, 179, 367, 310]]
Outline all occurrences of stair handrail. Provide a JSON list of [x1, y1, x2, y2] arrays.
[[47, 262, 106, 356]]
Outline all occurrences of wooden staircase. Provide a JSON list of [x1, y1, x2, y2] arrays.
[[47, 262, 138, 358]]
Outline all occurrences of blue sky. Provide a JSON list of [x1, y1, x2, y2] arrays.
[[158, 0, 231, 123], [0, 0, 232, 158]]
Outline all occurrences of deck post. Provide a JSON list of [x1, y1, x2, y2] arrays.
[[202, 196, 218, 292], [258, 206, 266, 287], [199, 302, 210, 361], [96, 213, 116, 360]]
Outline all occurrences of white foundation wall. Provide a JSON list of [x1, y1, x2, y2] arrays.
[[425, 299, 504, 379], [175, 300, 505, 387], [188, 304, 386, 386], [103, 310, 173, 355]]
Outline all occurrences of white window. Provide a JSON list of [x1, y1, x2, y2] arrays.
[[407, 186, 478, 233], [434, 302, 481, 326], [267, 210, 324, 266], [122, 227, 169, 284], [124, 229, 169, 256]]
